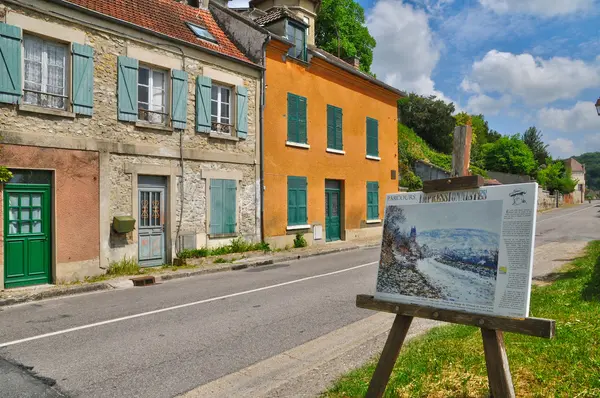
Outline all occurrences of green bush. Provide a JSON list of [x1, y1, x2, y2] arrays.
[[399, 170, 423, 191], [176, 238, 272, 259], [213, 257, 227, 264], [107, 257, 140, 275], [177, 248, 208, 259], [230, 236, 251, 253], [293, 233, 308, 248]]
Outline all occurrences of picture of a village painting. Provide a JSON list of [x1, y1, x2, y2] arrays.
[[377, 200, 503, 308]]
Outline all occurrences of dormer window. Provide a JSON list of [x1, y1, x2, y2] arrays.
[[286, 20, 306, 62], [187, 23, 218, 44]]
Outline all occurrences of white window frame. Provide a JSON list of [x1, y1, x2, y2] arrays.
[[22, 34, 69, 111], [210, 83, 233, 135], [138, 65, 169, 125]]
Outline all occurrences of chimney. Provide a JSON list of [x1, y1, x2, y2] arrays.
[[344, 56, 360, 70]]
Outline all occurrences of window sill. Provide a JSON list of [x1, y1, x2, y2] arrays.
[[286, 141, 310, 149], [209, 132, 239, 142], [19, 104, 75, 119], [135, 121, 173, 132], [366, 219, 381, 224], [326, 148, 345, 155], [366, 155, 381, 161], [209, 233, 238, 239], [286, 224, 311, 231]]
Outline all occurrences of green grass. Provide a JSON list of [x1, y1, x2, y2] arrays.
[[177, 237, 271, 259], [325, 241, 600, 398]]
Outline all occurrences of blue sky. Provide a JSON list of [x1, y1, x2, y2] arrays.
[[230, 0, 600, 157]]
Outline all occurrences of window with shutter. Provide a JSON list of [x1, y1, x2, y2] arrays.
[[138, 66, 168, 124], [367, 181, 379, 220], [23, 35, 67, 110], [366, 117, 379, 157], [288, 176, 308, 226], [327, 105, 343, 151], [210, 179, 237, 236], [287, 93, 307, 144]]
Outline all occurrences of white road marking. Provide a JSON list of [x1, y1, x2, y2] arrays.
[[537, 204, 596, 223], [0, 261, 378, 348]]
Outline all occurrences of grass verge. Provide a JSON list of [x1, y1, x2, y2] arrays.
[[177, 237, 271, 259], [325, 241, 600, 397]]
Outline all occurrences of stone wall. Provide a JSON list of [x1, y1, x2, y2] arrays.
[[538, 187, 563, 211], [0, 2, 261, 281]]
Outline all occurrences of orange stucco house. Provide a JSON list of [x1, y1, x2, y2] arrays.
[[248, 0, 404, 247]]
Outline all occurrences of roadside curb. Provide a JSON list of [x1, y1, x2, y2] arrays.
[[0, 242, 380, 308], [0, 283, 112, 308]]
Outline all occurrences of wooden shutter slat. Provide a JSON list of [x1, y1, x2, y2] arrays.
[[171, 69, 188, 130], [0, 23, 22, 104], [335, 107, 343, 150], [224, 179, 237, 234], [210, 179, 223, 235], [196, 76, 212, 133], [117, 56, 138, 121], [236, 85, 248, 139], [287, 93, 298, 142], [327, 105, 335, 149], [72, 43, 94, 115]]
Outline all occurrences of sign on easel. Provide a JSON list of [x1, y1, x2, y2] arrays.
[[376, 182, 538, 318]]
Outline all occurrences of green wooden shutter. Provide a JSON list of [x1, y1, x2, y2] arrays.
[[117, 56, 138, 121], [288, 176, 307, 225], [367, 181, 379, 220], [236, 85, 248, 139], [210, 179, 223, 235], [196, 76, 211, 133], [335, 107, 343, 150], [287, 93, 298, 142], [0, 23, 22, 105], [326, 105, 335, 149], [171, 69, 188, 130], [72, 43, 94, 116], [367, 117, 379, 156], [224, 180, 237, 234], [298, 96, 307, 144]]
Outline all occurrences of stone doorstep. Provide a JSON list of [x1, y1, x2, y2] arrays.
[[0, 240, 381, 307]]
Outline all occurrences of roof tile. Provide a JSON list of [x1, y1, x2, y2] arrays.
[[61, 0, 251, 63]]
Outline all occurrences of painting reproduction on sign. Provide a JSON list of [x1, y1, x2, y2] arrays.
[[375, 183, 537, 317]]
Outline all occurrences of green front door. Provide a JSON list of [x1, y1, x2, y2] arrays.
[[325, 185, 341, 242], [4, 184, 52, 288]]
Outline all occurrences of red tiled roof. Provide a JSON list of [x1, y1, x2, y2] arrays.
[[61, 0, 252, 64], [565, 157, 584, 172]]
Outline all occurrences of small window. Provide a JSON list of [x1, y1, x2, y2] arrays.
[[327, 105, 343, 150], [286, 21, 307, 61], [187, 23, 218, 44], [211, 84, 232, 135], [287, 93, 307, 144], [288, 176, 308, 226], [367, 182, 379, 220], [23, 35, 68, 110], [138, 66, 167, 124]]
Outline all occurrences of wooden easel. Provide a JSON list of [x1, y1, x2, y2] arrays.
[[360, 176, 556, 398]]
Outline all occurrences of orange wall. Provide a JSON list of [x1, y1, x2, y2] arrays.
[[263, 43, 401, 238]]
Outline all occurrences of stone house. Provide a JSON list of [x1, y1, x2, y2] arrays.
[[564, 157, 586, 204], [236, 0, 404, 247], [0, 0, 265, 288]]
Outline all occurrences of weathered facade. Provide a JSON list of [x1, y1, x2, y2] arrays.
[[244, 0, 403, 247], [0, 0, 263, 287], [564, 157, 586, 204]]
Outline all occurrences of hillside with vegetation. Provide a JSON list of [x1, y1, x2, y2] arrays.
[[574, 152, 600, 191]]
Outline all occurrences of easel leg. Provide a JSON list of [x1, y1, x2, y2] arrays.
[[481, 328, 515, 398], [366, 314, 413, 398]]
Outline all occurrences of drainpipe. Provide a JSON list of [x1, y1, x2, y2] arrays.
[[260, 34, 270, 242]]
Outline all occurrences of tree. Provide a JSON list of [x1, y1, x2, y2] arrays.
[[537, 159, 577, 194], [482, 135, 537, 175], [315, 0, 376, 74], [522, 126, 550, 166], [398, 93, 456, 153], [575, 152, 600, 191]]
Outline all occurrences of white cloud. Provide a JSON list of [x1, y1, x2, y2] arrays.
[[548, 138, 577, 158], [466, 94, 511, 115], [538, 101, 600, 132], [367, 0, 447, 100], [462, 51, 600, 105], [479, 0, 594, 17]]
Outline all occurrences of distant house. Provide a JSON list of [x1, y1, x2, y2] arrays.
[[564, 158, 586, 204]]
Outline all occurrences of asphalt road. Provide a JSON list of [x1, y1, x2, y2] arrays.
[[1, 203, 598, 397]]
